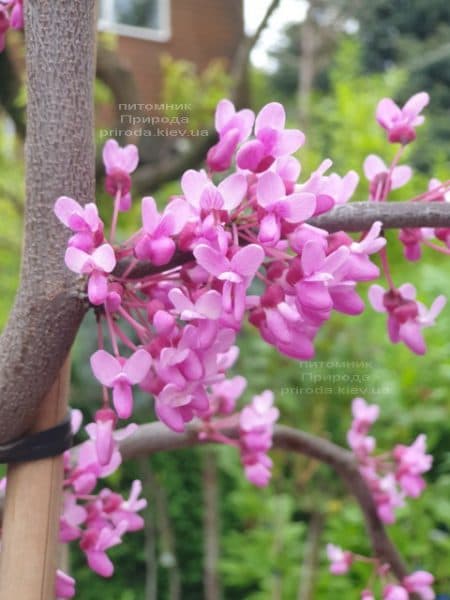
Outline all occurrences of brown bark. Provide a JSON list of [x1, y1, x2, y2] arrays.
[[0, 0, 96, 444]]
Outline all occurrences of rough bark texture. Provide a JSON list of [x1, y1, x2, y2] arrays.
[[0, 0, 96, 443]]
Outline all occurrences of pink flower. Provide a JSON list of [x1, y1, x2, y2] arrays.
[[256, 171, 316, 245], [394, 434, 432, 498], [383, 584, 409, 600], [364, 154, 412, 200], [0, 6, 10, 52], [102, 139, 139, 210], [194, 243, 265, 321], [239, 391, 279, 486], [369, 283, 446, 355], [361, 591, 375, 600], [134, 196, 177, 265], [207, 99, 255, 172], [90, 349, 152, 418], [169, 288, 222, 320], [80, 521, 127, 577], [60, 494, 87, 542], [181, 169, 247, 214], [54, 196, 104, 252], [85, 408, 137, 466], [376, 92, 429, 145], [55, 570, 75, 599], [155, 382, 209, 432], [326, 544, 353, 575], [294, 241, 351, 322], [65, 243, 116, 305], [351, 397, 379, 430], [210, 375, 247, 414], [100, 480, 147, 532], [9, 0, 22, 29], [403, 570, 435, 600], [237, 102, 305, 173]]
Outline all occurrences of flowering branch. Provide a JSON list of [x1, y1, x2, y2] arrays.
[[114, 200, 450, 280], [117, 421, 409, 580]]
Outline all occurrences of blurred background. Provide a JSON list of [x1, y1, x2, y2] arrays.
[[0, 0, 450, 598]]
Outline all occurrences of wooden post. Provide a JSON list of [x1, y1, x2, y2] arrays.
[[0, 359, 70, 600]]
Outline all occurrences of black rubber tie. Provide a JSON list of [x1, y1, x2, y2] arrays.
[[0, 414, 73, 463]]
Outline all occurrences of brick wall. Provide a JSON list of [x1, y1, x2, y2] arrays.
[[114, 0, 243, 105]]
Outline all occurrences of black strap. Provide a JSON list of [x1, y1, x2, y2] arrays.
[[0, 414, 73, 463]]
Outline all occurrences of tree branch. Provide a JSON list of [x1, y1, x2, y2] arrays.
[[119, 422, 409, 580], [0, 0, 96, 444], [115, 201, 450, 280], [309, 200, 450, 232]]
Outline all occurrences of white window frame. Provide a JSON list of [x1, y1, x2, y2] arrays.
[[98, 0, 171, 43]]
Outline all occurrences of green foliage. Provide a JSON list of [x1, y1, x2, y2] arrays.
[[161, 55, 232, 130]]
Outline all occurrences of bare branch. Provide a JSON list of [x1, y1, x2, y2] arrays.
[[309, 201, 450, 232], [0, 0, 96, 444], [119, 422, 409, 580]]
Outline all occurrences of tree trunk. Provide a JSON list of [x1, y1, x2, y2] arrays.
[[0, 0, 96, 444]]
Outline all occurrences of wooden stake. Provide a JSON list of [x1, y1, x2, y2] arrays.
[[0, 359, 70, 600]]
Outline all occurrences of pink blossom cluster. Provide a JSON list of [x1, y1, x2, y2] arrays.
[[50, 95, 449, 595], [360, 94, 448, 353], [348, 398, 432, 524], [54, 102, 391, 443], [0, 0, 22, 52], [327, 543, 435, 599]]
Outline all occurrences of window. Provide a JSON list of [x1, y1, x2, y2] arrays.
[[99, 0, 171, 42]]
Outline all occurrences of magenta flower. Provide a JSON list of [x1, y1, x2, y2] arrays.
[[210, 375, 247, 414], [90, 349, 152, 418], [294, 240, 351, 322], [383, 584, 409, 600], [169, 288, 222, 320], [403, 571, 435, 600], [376, 92, 429, 145], [80, 521, 127, 577], [134, 196, 178, 265], [181, 169, 247, 214], [194, 243, 265, 320], [85, 408, 137, 466], [65, 243, 116, 305], [155, 382, 209, 432], [256, 171, 316, 245], [54, 196, 104, 252], [393, 434, 432, 498], [364, 154, 412, 200], [102, 139, 139, 210], [55, 570, 75, 599], [326, 544, 353, 575], [100, 480, 147, 532], [60, 494, 87, 543], [239, 391, 279, 486], [207, 99, 255, 172], [0, 6, 10, 52], [237, 102, 305, 173], [369, 283, 446, 354]]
